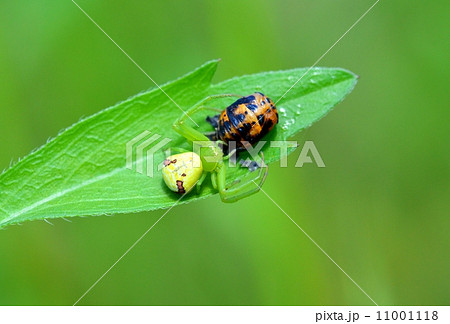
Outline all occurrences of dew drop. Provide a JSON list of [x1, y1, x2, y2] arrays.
[[282, 118, 296, 130]]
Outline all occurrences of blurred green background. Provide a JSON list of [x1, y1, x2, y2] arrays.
[[0, 0, 448, 305]]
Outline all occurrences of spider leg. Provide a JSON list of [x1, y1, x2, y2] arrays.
[[177, 93, 242, 137], [217, 152, 268, 203], [211, 172, 218, 190], [193, 93, 242, 108], [196, 172, 208, 194], [173, 105, 214, 142], [173, 99, 238, 142]]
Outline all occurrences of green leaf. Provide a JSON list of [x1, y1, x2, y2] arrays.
[[0, 60, 357, 228]]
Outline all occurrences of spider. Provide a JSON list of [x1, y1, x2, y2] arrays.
[[162, 93, 278, 203]]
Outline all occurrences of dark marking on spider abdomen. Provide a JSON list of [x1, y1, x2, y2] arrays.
[[217, 92, 278, 147]]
